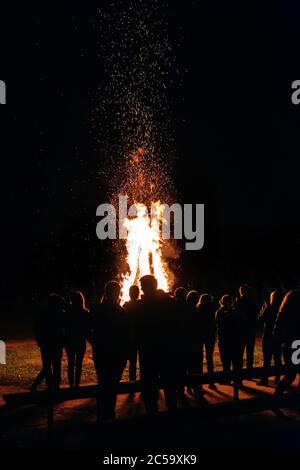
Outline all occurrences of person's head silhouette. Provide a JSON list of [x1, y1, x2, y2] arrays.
[[186, 290, 199, 307], [140, 275, 158, 297], [129, 285, 139, 302], [70, 291, 86, 309], [220, 294, 232, 308], [47, 293, 65, 309], [279, 289, 300, 314], [239, 284, 251, 299], [174, 287, 187, 301], [199, 293, 213, 306], [270, 289, 283, 310], [104, 281, 121, 304]]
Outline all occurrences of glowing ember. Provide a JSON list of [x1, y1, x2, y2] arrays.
[[95, 2, 178, 300], [120, 201, 169, 304], [129, 147, 145, 164]]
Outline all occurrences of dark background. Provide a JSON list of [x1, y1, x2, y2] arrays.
[[1, 1, 300, 317]]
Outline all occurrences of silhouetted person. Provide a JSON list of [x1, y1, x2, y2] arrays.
[[34, 293, 66, 389], [31, 296, 47, 391], [137, 275, 178, 413], [174, 286, 187, 302], [65, 291, 90, 388], [30, 368, 46, 392], [216, 295, 244, 382], [257, 289, 283, 386], [234, 284, 258, 369], [273, 290, 300, 396], [198, 294, 216, 389], [91, 281, 130, 421], [124, 285, 140, 381], [173, 287, 188, 396], [186, 290, 204, 398]]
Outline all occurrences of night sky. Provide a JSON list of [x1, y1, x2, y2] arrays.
[[1, 1, 300, 310]]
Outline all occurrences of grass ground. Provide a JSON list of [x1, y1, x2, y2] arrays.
[[0, 334, 264, 394]]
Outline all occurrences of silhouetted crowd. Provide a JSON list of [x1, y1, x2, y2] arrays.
[[33, 276, 300, 421]]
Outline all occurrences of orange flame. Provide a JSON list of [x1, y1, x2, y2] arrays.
[[120, 201, 169, 303]]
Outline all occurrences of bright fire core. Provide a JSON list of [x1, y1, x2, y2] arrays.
[[120, 201, 169, 304]]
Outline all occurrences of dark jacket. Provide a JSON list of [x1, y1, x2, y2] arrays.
[[65, 306, 90, 347], [258, 304, 278, 339], [91, 301, 130, 358], [136, 291, 176, 355], [216, 306, 243, 343], [233, 296, 258, 331], [184, 302, 202, 353], [273, 290, 300, 345], [197, 303, 216, 340], [123, 299, 139, 345], [34, 295, 66, 348]]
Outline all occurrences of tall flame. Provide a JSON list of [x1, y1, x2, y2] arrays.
[[120, 201, 169, 304]]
